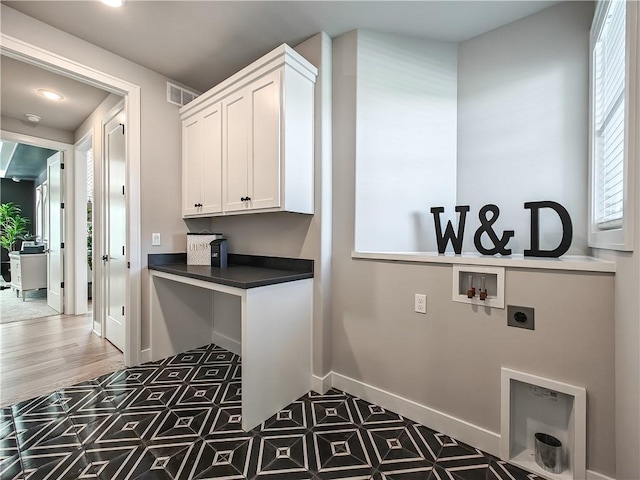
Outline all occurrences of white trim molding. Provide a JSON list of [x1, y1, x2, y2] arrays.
[[352, 251, 616, 273], [312, 372, 332, 395], [586, 471, 616, 480], [212, 331, 241, 357], [330, 371, 501, 457], [588, 1, 638, 251], [318, 371, 611, 480], [139, 348, 152, 364], [500, 368, 586, 480]]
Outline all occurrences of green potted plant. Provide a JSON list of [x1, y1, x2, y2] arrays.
[[0, 202, 30, 282], [0, 202, 30, 251]]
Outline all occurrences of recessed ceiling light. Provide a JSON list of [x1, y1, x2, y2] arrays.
[[37, 89, 64, 101], [101, 0, 125, 7], [25, 113, 41, 123]]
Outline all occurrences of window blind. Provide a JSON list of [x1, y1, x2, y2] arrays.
[[87, 148, 94, 201], [594, 0, 626, 228]]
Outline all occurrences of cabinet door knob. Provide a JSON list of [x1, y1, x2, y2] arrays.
[[240, 197, 246, 202], [245, 197, 251, 201]]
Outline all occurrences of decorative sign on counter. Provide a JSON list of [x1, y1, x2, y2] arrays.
[[430, 201, 573, 258]]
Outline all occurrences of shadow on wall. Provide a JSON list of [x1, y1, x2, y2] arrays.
[[185, 212, 313, 258]]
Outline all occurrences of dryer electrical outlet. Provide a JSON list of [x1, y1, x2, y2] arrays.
[[507, 305, 535, 330]]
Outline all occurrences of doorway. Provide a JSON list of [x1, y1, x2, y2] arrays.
[[0, 136, 68, 323], [1, 34, 142, 367]]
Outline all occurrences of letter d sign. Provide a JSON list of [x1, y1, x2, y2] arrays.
[[524, 201, 573, 258]]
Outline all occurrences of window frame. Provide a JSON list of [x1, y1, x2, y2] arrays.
[[589, 0, 638, 251]]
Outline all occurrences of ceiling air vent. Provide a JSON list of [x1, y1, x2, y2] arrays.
[[167, 82, 199, 107]]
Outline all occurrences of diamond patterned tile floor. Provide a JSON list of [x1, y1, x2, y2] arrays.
[[0, 344, 545, 480]]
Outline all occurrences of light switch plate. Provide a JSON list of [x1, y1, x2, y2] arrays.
[[152, 233, 161, 246]]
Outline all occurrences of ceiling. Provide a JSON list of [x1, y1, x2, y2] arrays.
[[0, 0, 563, 180], [3, 1, 562, 93], [0, 55, 110, 181], [1, 55, 110, 132], [1, 143, 57, 181]]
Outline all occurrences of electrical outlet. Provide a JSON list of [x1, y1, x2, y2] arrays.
[[152, 233, 161, 246], [414, 294, 427, 314], [507, 305, 535, 330]]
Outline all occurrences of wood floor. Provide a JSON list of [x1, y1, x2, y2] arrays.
[[0, 313, 124, 407]]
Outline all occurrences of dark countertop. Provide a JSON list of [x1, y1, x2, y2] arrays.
[[148, 253, 313, 289]]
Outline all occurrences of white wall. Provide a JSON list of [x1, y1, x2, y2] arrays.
[[1, 4, 189, 352], [457, 2, 593, 256], [355, 31, 458, 252], [1, 115, 74, 144], [332, 27, 616, 476]]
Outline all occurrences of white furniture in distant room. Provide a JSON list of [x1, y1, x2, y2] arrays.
[[9, 252, 47, 301]]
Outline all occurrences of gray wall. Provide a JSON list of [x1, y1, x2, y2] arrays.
[[2, 4, 189, 351], [332, 27, 616, 476], [354, 31, 458, 252], [0, 115, 74, 144], [457, 2, 593, 256], [198, 32, 334, 376], [0, 178, 35, 262]]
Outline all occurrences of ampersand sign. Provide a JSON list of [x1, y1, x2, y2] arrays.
[[473, 204, 515, 256]]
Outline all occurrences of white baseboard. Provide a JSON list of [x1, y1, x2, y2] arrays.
[[326, 371, 614, 480], [586, 470, 616, 480], [213, 331, 241, 357], [312, 372, 332, 394], [140, 348, 151, 364], [330, 371, 501, 457]]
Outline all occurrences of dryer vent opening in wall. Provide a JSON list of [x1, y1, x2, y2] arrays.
[[167, 82, 199, 107]]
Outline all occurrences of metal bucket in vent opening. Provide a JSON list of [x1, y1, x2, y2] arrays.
[[534, 433, 565, 474]]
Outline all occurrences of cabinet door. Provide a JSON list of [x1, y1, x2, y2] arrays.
[[200, 103, 223, 215], [182, 115, 203, 217], [10, 256, 21, 288], [248, 70, 281, 210], [223, 89, 250, 212]]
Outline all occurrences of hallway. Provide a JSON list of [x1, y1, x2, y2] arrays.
[[0, 312, 123, 407]]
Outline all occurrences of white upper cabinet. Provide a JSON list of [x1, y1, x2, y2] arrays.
[[182, 102, 223, 217], [180, 44, 317, 218]]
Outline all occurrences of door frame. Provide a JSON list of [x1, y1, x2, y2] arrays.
[[0, 130, 73, 313], [0, 34, 142, 367], [74, 131, 93, 319]]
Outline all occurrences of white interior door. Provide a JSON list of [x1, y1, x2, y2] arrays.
[[46, 152, 63, 313], [103, 111, 127, 352]]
